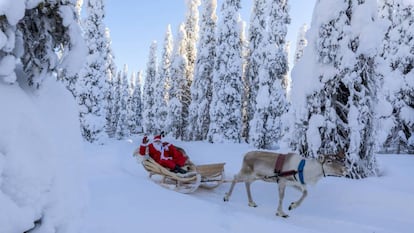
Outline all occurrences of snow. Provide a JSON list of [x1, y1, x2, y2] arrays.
[[0, 54, 16, 83], [1, 0, 413, 232], [0, 79, 87, 233], [311, 0, 346, 25], [58, 11, 87, 77], [352, 0, 385, 56], [306, 114, 324, 156], [78, 137, 414, 233], [0, 0, 25, 25], [3, 79, 412, 233]]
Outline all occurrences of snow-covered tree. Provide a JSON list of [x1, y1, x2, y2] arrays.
[[104, 27, 117, 137], [249, 0, 290, 149], [129, 71, 143, 134], [243, 0, 267, 141], [167, 23, 189, 139], [185, 0, 201, 83], [208, 0, 243, 143], [57, 0, 85, 95], [289, 0, 380, 178], [187, 0, 217, 141], [142, 41, 158, 134], [266, 0, 290, 146], [155, 25, 174, 133], [105, 71, 117, 138], [246, 0, 269, 148], [9, 0, 85, 88], [74, 0, 109, 143], [378, 0, 414, 153], [294, 23, 308, 64], [107, 71, 122, 137], [115, 65, 130, 139], [239, 18, 249, 143], [0, 1, 87, 231]]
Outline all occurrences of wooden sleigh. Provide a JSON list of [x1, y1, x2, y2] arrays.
[[138, 148, 225, 194]]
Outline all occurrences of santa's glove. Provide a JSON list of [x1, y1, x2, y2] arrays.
[[142, 136, 149, 144], [137, 154, 150, 163]]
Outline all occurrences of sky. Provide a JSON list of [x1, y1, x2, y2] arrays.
[[104, 0, 317, 75]]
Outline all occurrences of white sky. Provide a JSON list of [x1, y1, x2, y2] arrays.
[[104, 0, 317, 75]]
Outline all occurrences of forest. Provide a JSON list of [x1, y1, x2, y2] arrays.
[[0, 0, 413, 179]]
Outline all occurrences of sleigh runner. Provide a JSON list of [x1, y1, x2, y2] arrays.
[[139, 154, 226, 194]]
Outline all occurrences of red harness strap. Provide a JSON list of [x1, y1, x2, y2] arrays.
[[274, 155, 297, 177], [274, 155, 285, 174]]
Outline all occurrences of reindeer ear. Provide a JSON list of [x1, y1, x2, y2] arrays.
[[317, 155, 325, 163]]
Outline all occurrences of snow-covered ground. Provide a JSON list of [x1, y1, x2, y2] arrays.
[[80, 137, 414, 233], [1, 80, 412, 233]]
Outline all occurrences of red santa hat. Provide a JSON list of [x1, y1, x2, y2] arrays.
[[153, 134, 162, 142]]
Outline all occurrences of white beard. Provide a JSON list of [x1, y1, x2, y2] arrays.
[[153, 142, 162, 152]]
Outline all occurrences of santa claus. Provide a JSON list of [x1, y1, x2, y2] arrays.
[[137, 134, 188, 174]]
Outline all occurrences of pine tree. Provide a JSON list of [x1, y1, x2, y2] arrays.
[[208, 0, 243, 143], [142, 41, 158, 134], [187, 0, 217, 141], [167, 23, 189, 139], [265, 0, 290, 147], [155, 25, 174, 133], [177, 0, 201, 140], [378, 0, 414, 153], [116, 65, 130, 139], [13, 0, 85, 88], [104, 27, 117, 137], [243, 0, 267, 141], [185, 0, 201, 83], [249, 0, 290, 149], [247, 0, 270, 148], [129, 71, 143, 134], [105, 70, 116, 137], [76, 0, 109, 143], [239, 18, 249, 143], [108, 71, 122, 137], [58, 0, 85, 95], [289, 0, 380, 178], [294, 23, 308, 64]]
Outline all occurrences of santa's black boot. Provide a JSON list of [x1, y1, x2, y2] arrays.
[[174, 165, 187, 174]]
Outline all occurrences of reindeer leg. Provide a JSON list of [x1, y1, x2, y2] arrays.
[[223, 175, 238, 202], [276, 180, 289, 218], [288, 184, 307, 211], [245, 181, 257, 207]]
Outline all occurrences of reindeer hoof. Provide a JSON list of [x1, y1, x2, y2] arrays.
[[276, 212, 289, 218], [248, 202, 257, 207], [223, 194, 229, 202], [288, 202, 296, 210]]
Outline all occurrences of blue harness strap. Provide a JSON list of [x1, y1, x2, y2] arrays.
[[298, 159, 306, 185]]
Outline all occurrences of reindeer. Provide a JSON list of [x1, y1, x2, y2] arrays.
[[223, 151, 347, 217]]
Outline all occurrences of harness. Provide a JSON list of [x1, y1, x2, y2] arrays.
[[297, 159, 306, 185], [271, 155, 306, 185]]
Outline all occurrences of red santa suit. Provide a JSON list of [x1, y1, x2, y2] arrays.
[[139, 135, 187, 170]]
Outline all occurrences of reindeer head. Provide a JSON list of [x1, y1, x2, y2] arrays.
[[317, 150, 347, 177]]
